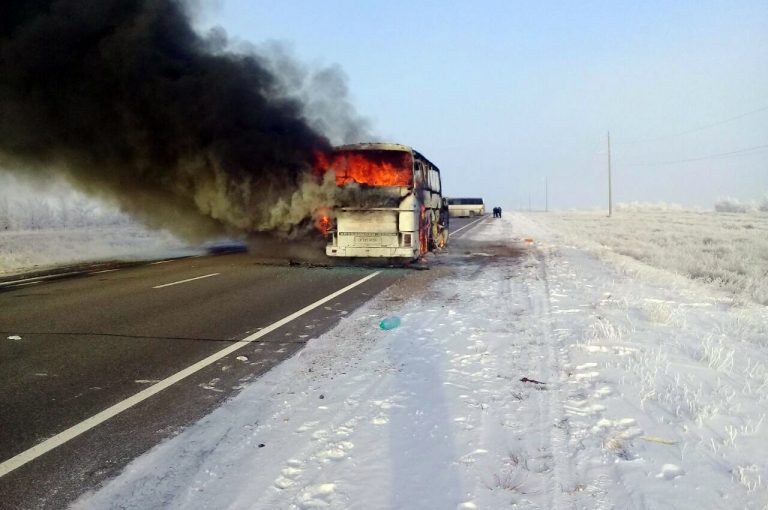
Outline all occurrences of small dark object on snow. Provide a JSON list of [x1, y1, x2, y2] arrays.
[[258, 443, 265, 448], [319, 394, 325, 399], [520, 377, 545, 385]]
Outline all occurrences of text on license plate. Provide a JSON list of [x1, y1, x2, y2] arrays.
[[354, 235, 382, 245]]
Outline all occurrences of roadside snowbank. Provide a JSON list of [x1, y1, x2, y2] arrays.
[[73, 216, 768, 509], [0, 226, 192, 276]]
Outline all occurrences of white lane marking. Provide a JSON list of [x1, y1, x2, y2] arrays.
[[0, 270, 381, 478], [0, 267, 118, 286], [153, 273, 220, 289], [150, 260, 172, 265], [0, 272, 80, 287], [12, 281, 42, 287], [451, 215, 487, 237]]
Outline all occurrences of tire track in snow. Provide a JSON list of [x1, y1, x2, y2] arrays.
[[518, 248, 570, 508], [534, 247, 574, 508]]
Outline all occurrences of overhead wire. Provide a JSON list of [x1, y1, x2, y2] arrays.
[[621, 143, 768, 167], [615, 104, 768, 145], [611, 102, 768, 167]]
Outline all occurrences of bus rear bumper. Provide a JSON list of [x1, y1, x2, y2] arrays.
[[326, 246, 419, 259]]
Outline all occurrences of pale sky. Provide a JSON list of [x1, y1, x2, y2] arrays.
[[200, 0, 768, 210]]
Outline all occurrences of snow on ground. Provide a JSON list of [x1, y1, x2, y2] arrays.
[[73, 215, 768, 509], [0, 173, 196, 276], [0, 226, 195, 276], [522, 208, 768, 305]]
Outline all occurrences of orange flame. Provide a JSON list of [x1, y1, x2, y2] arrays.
[[315, 207, 333, 235], [419, 205, 428, 256], [314, 150, 413, 187], [318, 215, 332, 235]]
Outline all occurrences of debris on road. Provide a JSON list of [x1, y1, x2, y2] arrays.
[[520, 377, 545, 385], [379, 316, 401, 330]]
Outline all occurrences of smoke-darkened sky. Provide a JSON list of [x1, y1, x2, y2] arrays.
[[0, 0, 366, 240], [201, 0, 768, 210]]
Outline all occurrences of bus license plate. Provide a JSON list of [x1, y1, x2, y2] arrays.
[[354, 235, 382, 245]]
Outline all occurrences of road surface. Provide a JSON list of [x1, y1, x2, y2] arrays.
[[0, 216, 486, 509]]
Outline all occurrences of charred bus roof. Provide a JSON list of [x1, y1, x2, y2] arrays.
[[334, 143, 440, 171]]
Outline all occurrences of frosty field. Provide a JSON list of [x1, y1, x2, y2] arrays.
[[0, 175, 193, 276], [521, 207, 768, 305], [0, 226, 191, 277], [72, 215, 768, 509]]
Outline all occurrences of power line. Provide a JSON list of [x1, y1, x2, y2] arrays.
[[622, 143, 768, 167], [616, 104, 768, 145]]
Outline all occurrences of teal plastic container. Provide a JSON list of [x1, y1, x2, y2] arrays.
[[379, 317, 401, 330]]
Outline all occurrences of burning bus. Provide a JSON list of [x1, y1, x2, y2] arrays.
[[316, 143, 449, 261]]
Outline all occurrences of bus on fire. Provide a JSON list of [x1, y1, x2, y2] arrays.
[[316, 143, 449, 261]]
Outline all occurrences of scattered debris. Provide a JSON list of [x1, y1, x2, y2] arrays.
[[236, 356, 249, 362], [7, 335, 22, 341], [379, 316, 401, 330], [638, 435, 678, 445], [258, 443, 265, 448], [319, 394, 325, 399], [520, 377, 545, 385]]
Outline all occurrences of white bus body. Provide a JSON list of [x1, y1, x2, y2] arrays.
[[319, 143, 448, 260]]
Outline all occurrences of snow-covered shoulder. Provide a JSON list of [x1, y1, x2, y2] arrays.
[[73, 216, 768, 510]]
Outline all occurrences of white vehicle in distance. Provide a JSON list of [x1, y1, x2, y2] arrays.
[[447, 197, 485, 217]]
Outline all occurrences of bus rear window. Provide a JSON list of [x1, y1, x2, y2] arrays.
[[316, 150, 413, 187]]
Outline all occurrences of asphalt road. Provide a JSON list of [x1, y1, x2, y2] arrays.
[[0, 216, 485, 509]]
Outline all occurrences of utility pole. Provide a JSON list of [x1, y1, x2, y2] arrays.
[[545, 177, 549, 212], [607, 131, 613, 217]]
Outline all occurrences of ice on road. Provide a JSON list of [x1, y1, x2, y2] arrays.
[[74, 214, 768, 509]]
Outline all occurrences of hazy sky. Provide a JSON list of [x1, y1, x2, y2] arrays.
[[201, 0, 768, 210]]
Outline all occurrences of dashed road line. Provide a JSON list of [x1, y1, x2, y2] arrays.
[[152, 273, 220, 289]]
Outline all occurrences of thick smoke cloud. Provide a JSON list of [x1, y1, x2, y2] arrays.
[[0, 0, 365, 240]]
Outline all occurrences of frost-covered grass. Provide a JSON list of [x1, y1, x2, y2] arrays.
[[0, 226, 190, 276], [0, 172, 132, 230], [714, 196, 768, 214], [522, 208, 768, 305], [0, 174, 194, 275]]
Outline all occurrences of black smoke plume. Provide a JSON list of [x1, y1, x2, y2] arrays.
[[0, 0, 363, 240]]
